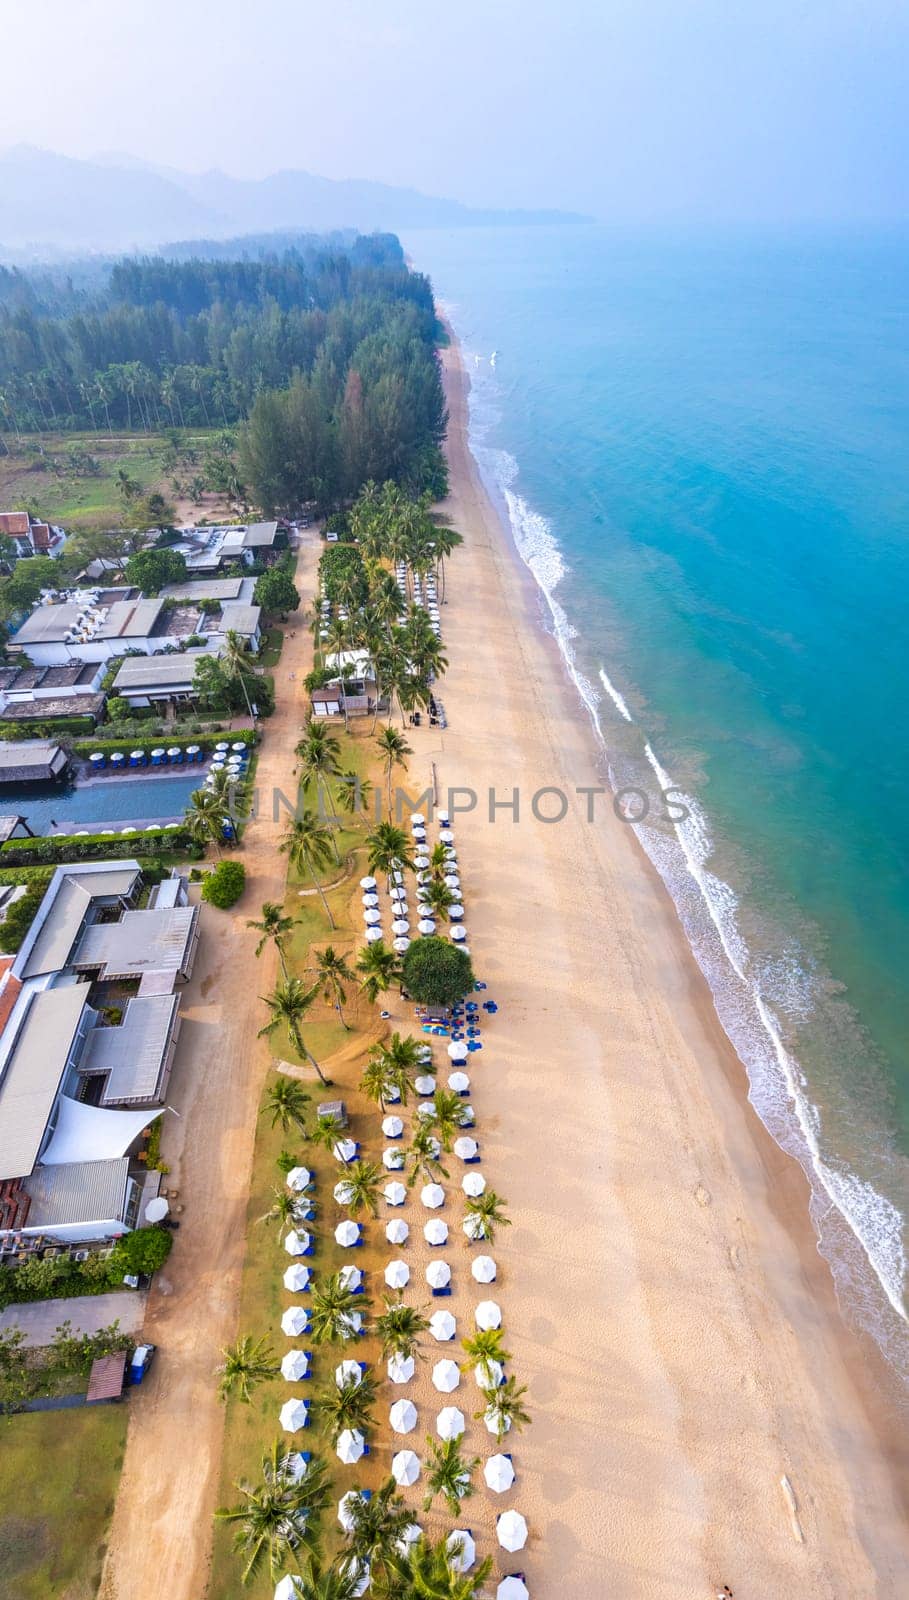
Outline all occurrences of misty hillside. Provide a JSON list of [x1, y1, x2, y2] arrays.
[[0, 146, 589, 256]]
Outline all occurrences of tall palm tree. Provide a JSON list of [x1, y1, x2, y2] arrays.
[[281, 811, 336, 927], [432, 522, 464, 601], [336, 770, 372, 820], [476, 1374, 531, 1442], [216, 1334, 279, 1403], [222, 628, 259, 719], [427, 842, 449, 880], [214, 1440, 330, 1585], [262, 1075, 312, 1134], [323, 617, 351, 730], [463, 1189, 511, 1243], [258, 979, 329, 1086], [356, 939, 401, 1005], [365, 822, 414, 886], [382, 1534, 492, 1600], [375, 726, 412, 815], [296, 726, 342, 850], [461, 1327, 510, 1372], [427, 1089, 468, 1152], [310, 946, 355, 1029], [314, 1372, 377, 1443], [365, 1033, 421, 1106], [343, 1476, 413, 1576], [334, 1159, 382, 1219], [374, 1295, 429, 1362], [424, 881, 455, 923], [421, 1436, 480, 1516], [284, 1558, 362, 1600], [248, 901, 297, 977], [308, 1273, 367, 1346], [258, 1186, 310, 1228], [404, 1125, 448, 1189], [184, 786, 225, 854]]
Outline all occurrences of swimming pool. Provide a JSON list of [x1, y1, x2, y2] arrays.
[[9, 772, 203, 835]]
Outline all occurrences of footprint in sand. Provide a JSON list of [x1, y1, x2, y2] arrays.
[[695, 1182, 712, 1207]]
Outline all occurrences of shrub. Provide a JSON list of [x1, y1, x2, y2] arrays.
[[0, 830, 191, 867], [0, 885, 46, 953], [201, 858, 246, 908], [109, 1226, 173, 1276], [401, 937, 475, 1010]]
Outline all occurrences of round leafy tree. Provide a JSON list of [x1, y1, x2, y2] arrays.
[[202, 859, 246, 908], [111, 1225, 173, 1276], [401, 936, 474, 1010], [254, 567, 300, 615]]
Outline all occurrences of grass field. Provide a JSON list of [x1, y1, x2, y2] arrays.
[[0, 1407, 128, 1600], [0, 429, 233, 534]]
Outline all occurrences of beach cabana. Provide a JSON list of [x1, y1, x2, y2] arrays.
[[385, 1259, 410, 1289], [279, 1398, 309, 1433], [424, 1218, 448, 1245], [281, 1349, 310, 1382], [436, 1405, 465, 1439], [472, 1255, 497, 1283], [420, 1182, 445, 1209], [497, 1511, 529, 1552], [281, 1307, 309, 1337], [429, 1309, 456, 1342], [336, 1428, 365, 1463], [391, 1448, 421, 1486], [432, 1358, 460, 1393], [384, 1180, 407, 1207], [388, 1352, 416, 1384], [462, 1171, 486, 1198], [447, 1530, 476, 1572], [386, 1218, 409, 1244], [485, 1453, 515, 1492], [389, 1398, 418, 1434], [475, 1300, 502, 1330], [426, 1259, 451, 1290], [283, 1264, 311, 1292]]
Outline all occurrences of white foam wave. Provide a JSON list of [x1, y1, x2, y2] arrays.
[[599, 667, 634, 723]]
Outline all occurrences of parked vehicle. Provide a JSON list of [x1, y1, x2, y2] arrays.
[[128, 1343, 157, 1386]]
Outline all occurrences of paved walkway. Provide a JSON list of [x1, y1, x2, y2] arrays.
[[0, 1289, 146, 1348]]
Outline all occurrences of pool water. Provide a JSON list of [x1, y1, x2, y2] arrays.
[[9, 772, 204, 834]]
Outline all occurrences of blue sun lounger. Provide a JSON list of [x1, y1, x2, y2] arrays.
[[432, 1284, 453, 1297]]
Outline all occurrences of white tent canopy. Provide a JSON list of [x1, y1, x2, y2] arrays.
[[40, 1094, 162, 1166]]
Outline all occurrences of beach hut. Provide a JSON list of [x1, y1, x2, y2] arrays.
[[389, 1398, 418, 1435], [447, 1530, 476, 1572], [279, 1398, 309, 1433], [336, 1428, 365, 1464], [391, 1448, 421, 1487], [383, 1181, 407, 1207], [472, 1255, 497, 1284], [475, 1300, 502, 1330], [388, 1353, 415, 1384], [384, 1259, 410, 1290], [497, 1511, 529, 1552], [281, 1349, 310, 1382], [424, 1218, 448, 1246], [432, 1359, 460, 1393], [436, 1406, 465, 1440], [426, 1259, 451, 1290], [429, 1310, 456, 1342], [385, 1218, 409, 1244]]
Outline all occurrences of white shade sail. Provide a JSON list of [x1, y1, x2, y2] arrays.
[[40, 1095, 163, 1167]]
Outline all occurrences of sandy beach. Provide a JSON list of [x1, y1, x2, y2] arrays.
[[417, 335, 909, 1596]]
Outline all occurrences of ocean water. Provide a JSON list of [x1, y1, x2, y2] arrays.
[[406, 224, 909, 1381]]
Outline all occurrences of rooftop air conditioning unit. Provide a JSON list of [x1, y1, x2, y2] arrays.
[[73, 1249, 90, 1262]]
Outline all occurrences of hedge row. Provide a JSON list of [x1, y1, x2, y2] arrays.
[[0, 828, 194, 865], [70, 728, 256, 759], [0, 716, 98, 739]]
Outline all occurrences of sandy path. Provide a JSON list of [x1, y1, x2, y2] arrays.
[[98, 540, 317, 1600], [404, 342, 909, 1597]]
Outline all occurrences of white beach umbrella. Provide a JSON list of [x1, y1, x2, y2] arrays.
[[335, 1359, 363, 1388], [448, 904, 465, 920], [448, 1070, 470, 1092], [497, 1510, 529, 1552], [497, 1578, 530, 1600], [447, 1041, 468, 1061], [365, 926, 384, 943], [475, 1359, 505, 1390], [283, 1263, 311, 1292], [389, 1398, 418, 1434], [393, 937, 411, 953], [410, 812, 426, 825], [390, 884, 407, 900], [281, 1306, 309, 1337], [391, 1448, 421, 1486], [463, 1213, 488, 1242], [426, 1259, 451, 1289], [462, 1171, 486, 1198], [333, 1138, 357, 1163], [485, 1452, 515, 1493], [387, 1352, 416, 1384], [384, 1258, 410, 1290], [436, 1406, 465, 1439], [383, 1147, 406, 1170], [414, 1074, 436, 1094], [340, 1558, 370, 1597], [453, 1135, 478, 1161], [144, 1196, 169, 1223], [475, 1299, 502, 1330], [418, 919, 436, 935], [338, 1264, 363, 1292], [279, 1398, 308, 1433], [359, 876, 377, 889], [420, 1183, 445, 1209], [414, 854, 430, 869], [384, 1181, 407, 1206], [338, 1310, 364, 1338], [281, 1450, 308, 1482], [281, 1349, 310, 1382], [335, 1428, 365, 1464], [437, 810, 450, 824], [363, 908, 382, 925], [274, 1578, 304, 1600], [429, 1309, 456, 1342], [334, 1220, 360, 1247], [361, 892, 379, 907], [338, 1489, 367, 1532], [444, 874, 460, 889], [392, 919, 410, 936], [333, 1178, 356, 1205], [382, 1115, 404, 1138], [459, 1105, 476, 1126], [447, 1530, 476, 1573], [286, 1166, 311, 1192], [396, 1523, 422, 1554], [284, 1230, 311, 1256], [472, 1255, 497, 1283], [423, 1218, 448, 1245], [432, 1358, 460, 1393], [386, 1218, 409, 1245], [451, 925, 467, 942]]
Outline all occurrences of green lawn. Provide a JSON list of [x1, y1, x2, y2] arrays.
[[0, 1406, 127, 1600]]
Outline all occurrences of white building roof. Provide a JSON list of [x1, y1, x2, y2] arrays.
[[0, 985, 88, 1181], [112, 650, 216, 694]]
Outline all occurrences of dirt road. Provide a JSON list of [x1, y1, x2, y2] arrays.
[[99, 540, 317, 1600]]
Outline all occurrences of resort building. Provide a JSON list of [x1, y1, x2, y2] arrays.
[[0, 739, 69, 788], [109, 649, 218, 708], [170, 520, 285, 573], [0, 662, 107, 726], [0, 511, 66, 561], [8, 586, 261, 668], [0, 861, 199, 1247]]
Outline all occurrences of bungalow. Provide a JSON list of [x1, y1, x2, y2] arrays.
[[110, 648, 216, 707], [8, 594, 167, 667], [311, 679, 372, 719], [0, 739, 69, 787], [0, 511, 66, 561]]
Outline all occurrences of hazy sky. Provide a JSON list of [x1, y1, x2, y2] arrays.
[[4, 0, 908, 220]]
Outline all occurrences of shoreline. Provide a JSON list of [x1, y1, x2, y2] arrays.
[[434, 328, 909, 1593]]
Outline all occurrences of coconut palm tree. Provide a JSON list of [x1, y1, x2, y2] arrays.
[[404, 1124, 449, 1189], [216, 1334, 279, 1404], [476, 1374, 531, 1442], [463, 1189, 511, 1243], [355, 940, 401, 1005], [427, 1089, 468, 1152], [222, 628, 259, 719], [308, 1272, 368, 1346], [309, 946, 355, 1029], [365, 1034, 421, 1106], [258, 1186, 311, 1229], [432, 522, 464, 601], [365, 821, 414, 885], [334, 1159, 382, 1219], [461, 1327, 511, 1372], [247, 901, 297, 977], [336, 769, 373, 820], [214, 1439, 330, 1584], [343, 1475, 413, 1578], [382, 1533, 492, 1600], [314, 1372, 377, 1443], [296, 726, 343, 848], [424, 880, 455, 922], [358, 1057, 395, 1115], [258, 979, 329, 1086], [375, 726, 412, 815], [262, 1075, 312, 1135], [184, 786, 226, 854], [322, 617, 352, 729], [285, 1557, 363, 1600], [373, 1295, 429, 1362], [421, 1436, 480, 1516], [281, 811, 336, 927], [427, 842, 449, 880]]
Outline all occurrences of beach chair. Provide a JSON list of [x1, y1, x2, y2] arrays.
[[465, 1149, 481, 1164], [302, 1239, 315, 1256], [431, 1284, 453, 1297], [302, 1402, 311, 1428], [474, 981, 487, 991]]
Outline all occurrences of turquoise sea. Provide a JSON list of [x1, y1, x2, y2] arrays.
[[406, 224, 909, 1379]]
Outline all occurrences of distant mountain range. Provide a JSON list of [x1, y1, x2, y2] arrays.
[[0, 146, 590, 257]]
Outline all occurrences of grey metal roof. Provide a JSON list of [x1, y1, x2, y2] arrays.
[[10, 603, 84, 645], [80, 994, 179, 1105], [161, 577, 244, 601], [0, 739, 65, 773], [94, 598, 164, 639], [22, 1156, 130, 1228], [18, 866, 140, 981], [0, 985, 88, 1181], [72, 905, 198, 979], [112, 650, 215, 692], [218, 603, 261, 636], [0, 815, 28, 844], [242, 520, 279, 547]]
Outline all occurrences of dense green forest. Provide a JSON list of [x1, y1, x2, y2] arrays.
[[0, 234, 447, 508]]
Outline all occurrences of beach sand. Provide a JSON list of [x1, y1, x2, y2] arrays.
[[411, 335, 909, 1596]]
